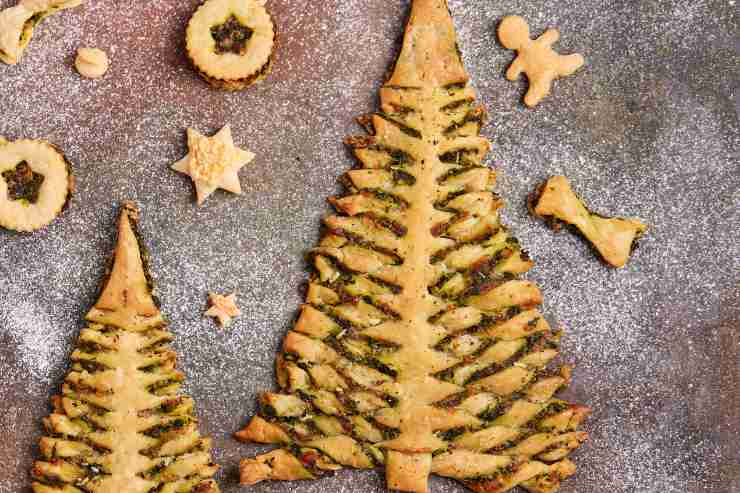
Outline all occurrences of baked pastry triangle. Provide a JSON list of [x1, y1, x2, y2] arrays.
[[31, 202, 220, 493], [236, 1, 589, 492]]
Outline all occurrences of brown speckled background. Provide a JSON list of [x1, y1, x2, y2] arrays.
[[0, 1, 738, 492]]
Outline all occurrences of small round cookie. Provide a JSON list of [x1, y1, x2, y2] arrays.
[[0, 138, 74, 232], [75, 47, 110, 79], [186, 0, 276, 91]]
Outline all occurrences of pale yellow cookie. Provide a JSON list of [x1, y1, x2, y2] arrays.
[[498, 15, 584, 107], [171, 124, 255, 205], [0, 138, 74, 232], [75, 46, 109, 78], [186, 0, 276, 91], [0, 0, 82, 65], [205, 292, 241, 327], [530, 175, 647, 267]]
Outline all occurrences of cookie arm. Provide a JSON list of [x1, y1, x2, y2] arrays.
[[538, 28, 560, 47], [557, 53, 585, 76], [505, 57, 525, 81]]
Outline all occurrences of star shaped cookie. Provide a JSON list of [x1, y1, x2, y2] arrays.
[[172, 125, 254, 205], [204, 292, 241, 327]]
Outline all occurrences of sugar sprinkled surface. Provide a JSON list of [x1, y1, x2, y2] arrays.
[[0, 0, 737, 492]]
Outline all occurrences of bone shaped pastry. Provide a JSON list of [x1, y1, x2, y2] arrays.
[[530, 175, 647, 268]]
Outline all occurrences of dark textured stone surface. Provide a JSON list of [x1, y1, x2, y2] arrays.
[[0, 1, 737, 492]]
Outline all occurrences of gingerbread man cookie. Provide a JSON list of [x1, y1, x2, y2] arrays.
[[498, 15, 584, 107]]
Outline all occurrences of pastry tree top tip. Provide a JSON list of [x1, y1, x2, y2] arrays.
[[387, 0, 468, 88]]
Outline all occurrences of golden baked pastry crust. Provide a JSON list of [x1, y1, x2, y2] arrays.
[[185, 0, 276, 91], [237, 1, 589, 492], [530, 175, 647, 268], [0, 138, 74, 232], [31, 202, 220, 493]]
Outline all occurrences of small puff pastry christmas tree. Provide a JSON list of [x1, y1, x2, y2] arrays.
[[236, 1, 590, 492], [31, 202, 220, 493]]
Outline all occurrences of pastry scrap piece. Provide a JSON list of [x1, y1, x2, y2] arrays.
[[0, 137, 74, 232], [205, 292, 241, 327], [171, 124, 255, 205], [530, 175, 647, 268], [75, 46, 109, 79], [498, 15, 584, 107], [0, 0, 82, 65], [186, 0, 276, 91], [31, 202, 220, 493], [236, 2, 590, 492]]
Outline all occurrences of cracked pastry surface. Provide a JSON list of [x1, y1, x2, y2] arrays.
[[235, 1, 590, 492], [31, 202, 220, 493], [185, 0, 276, 91], [171, 124, 255, 205], [0, 0, 82, 65], [0, 137, 74, 232], [530, 175, 647, 268]]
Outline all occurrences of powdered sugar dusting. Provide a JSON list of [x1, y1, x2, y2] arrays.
[[0, 0, 737, 492], [4, 301, 63, 382]]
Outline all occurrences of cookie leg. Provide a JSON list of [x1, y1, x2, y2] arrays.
[[524, 76, 553, 107]]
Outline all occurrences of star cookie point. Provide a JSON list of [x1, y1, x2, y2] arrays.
[[172, 124, 254, 205]]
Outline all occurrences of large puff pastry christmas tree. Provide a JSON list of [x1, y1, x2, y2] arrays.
[[237, 1, 589, 492], [31, 202, 220, 493]]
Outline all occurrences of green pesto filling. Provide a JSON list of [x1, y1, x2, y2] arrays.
[[2, 161, 44, 204], [211, 15, 253, 55]]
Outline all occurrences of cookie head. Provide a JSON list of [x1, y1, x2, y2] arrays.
[[498, 15, 530, 50]]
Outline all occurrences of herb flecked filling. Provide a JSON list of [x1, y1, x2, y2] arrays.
[[211, 15, 253, 55], [2, 161, 44, 203]]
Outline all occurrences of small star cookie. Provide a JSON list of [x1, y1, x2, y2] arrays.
[[204, 292, 241, 327], [498, 15, 585, 107], [171, 125, 254, 205]]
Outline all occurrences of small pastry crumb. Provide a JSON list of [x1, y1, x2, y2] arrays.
[[171, 124, 255, 205], [75, 47, 109, 79], [498, 15, 585, 107], [529, 175, 647, 268], [205, 292, 241, 327]]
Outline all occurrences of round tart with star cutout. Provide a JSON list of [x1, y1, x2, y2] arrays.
[[0, 137, 74, 232], [186, 0, 276, 91]]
